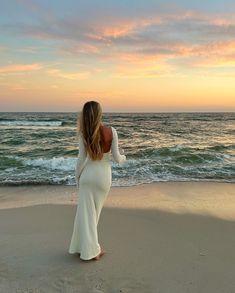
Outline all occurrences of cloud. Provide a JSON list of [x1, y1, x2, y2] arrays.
[[170, 41, 235, 68], [113, 63, 174, 78], [60, 12, 235, 69], [47, 69, 90, 80], [1, 5, 235, 71], [0, 63, 42, 74]]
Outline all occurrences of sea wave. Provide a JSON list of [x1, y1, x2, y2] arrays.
[[23, 156, 76, 171], [0, 112, 234, 186], [0, 120, 63, 126]]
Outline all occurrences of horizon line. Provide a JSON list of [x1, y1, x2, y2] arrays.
[[0, 111, 235, 114]]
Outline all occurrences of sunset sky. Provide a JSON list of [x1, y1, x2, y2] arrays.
[[0, 0, 235, 112]]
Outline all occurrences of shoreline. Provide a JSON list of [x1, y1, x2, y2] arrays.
[[0, 179, 234, 188], [0, 181, 234, 221]]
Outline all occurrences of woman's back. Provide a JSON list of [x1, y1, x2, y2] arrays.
[[100, 125, 113, 153], [100, 126, 126, 164]]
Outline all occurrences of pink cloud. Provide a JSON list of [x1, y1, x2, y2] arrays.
[[4, 8, 235, 72], [0, 63, 42, 74]]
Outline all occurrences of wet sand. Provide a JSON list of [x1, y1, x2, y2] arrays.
[[0, 182, 235, 292]]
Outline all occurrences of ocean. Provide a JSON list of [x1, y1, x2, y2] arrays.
[[0, 112, 234, 186]]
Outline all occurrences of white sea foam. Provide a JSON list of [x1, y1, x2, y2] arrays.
[[1, 112, 234, 186], [0, 120, 62, 126], [24, 156, 76, 171]]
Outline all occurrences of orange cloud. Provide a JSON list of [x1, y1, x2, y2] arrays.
[[188, 41, 235, 67], [0, 63, 42, 74], [98, 23, 135, 39], [113, 64, 173, 78], [47, 68, 90, 80], [192, 58, 235, 68], [58, 11, 235, 71], [87, 10, 233, 42]]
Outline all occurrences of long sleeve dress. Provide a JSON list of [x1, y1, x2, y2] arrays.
[[68, 126, 126, 260]]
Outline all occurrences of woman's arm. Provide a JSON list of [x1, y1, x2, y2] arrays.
[[111, 127, 126, 166], [75, 134, 87, 187]]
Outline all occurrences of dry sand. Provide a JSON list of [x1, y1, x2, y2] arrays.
[[0, 182, 235, 292]]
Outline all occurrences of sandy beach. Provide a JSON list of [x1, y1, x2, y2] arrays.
[[0, 182, 235, 292]]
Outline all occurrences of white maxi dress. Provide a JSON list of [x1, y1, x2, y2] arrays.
[[68, 126, 126, 260]]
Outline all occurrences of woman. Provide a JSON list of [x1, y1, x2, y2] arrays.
[[68, 101, 126, 261]]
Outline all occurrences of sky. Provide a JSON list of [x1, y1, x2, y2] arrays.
[[0, 0, 235, 112]]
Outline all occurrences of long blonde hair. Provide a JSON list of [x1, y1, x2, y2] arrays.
[[77, 101, 104, 160]]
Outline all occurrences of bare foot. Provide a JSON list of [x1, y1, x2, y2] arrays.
[[92, 249, 105, 261]]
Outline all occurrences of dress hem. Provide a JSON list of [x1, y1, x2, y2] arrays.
[[68, 247, 101, 261]]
